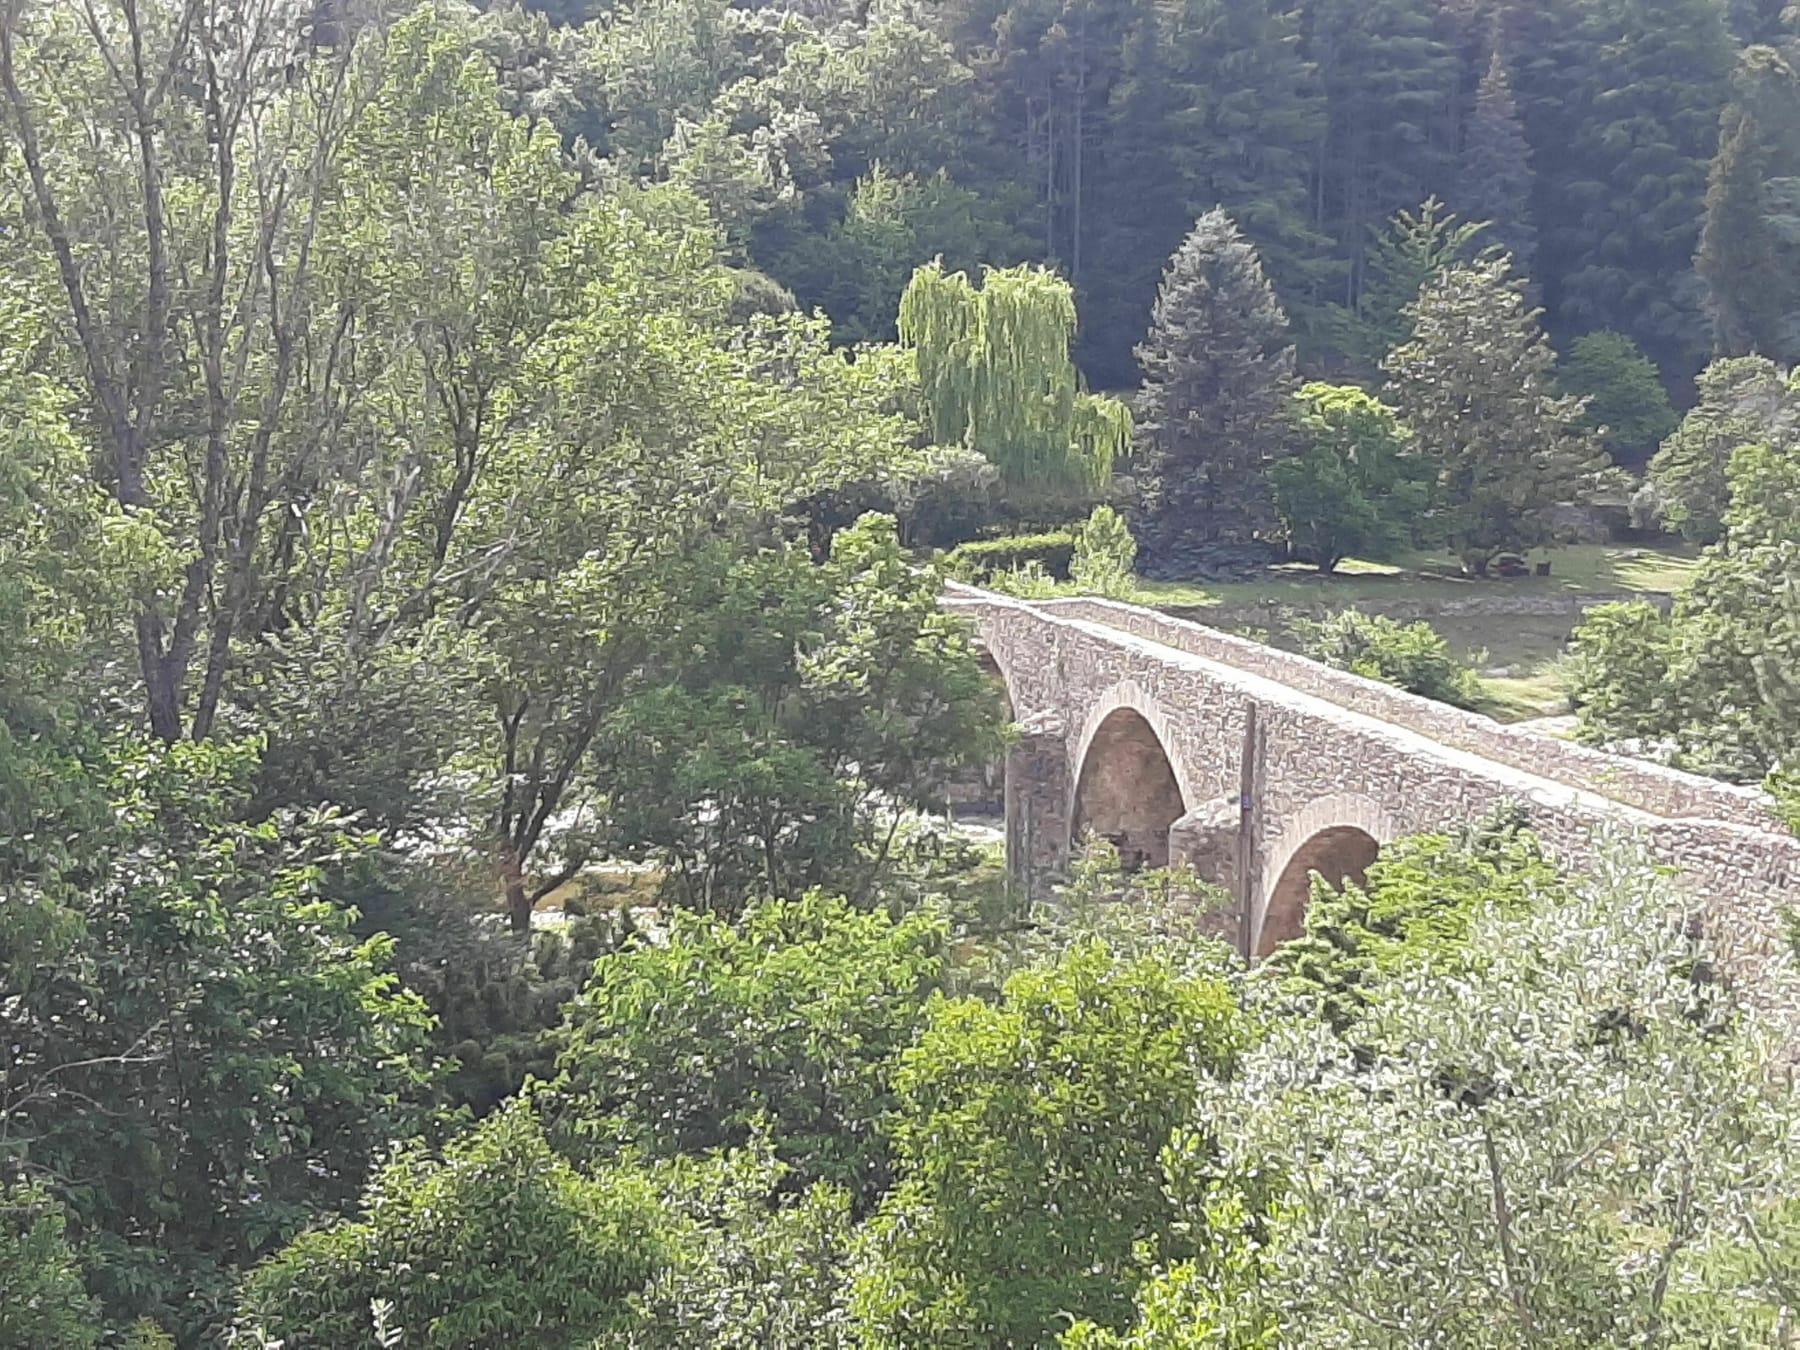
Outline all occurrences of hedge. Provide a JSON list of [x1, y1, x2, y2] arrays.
[[944, 530, 1078, 583]]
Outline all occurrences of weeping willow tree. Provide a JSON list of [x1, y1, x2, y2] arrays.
[[898, 262, 1129, 491]]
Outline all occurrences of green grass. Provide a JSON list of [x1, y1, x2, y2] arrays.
[[1118, 543, 1698, 725], [1130, 543, 1699, 612]]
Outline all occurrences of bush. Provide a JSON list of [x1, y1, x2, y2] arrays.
[[0, 1182, 97, 1350], [944, 530, 1077, 584], [1070, 505, 1138, 597], [1296, 610, 1481, 708], [1565, 599, 1679, 750]]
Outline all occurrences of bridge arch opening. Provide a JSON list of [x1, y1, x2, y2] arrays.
[[1258, 825, 1381, 956], [1071, 707, 1186, 871]]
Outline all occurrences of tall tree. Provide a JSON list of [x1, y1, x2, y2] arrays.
[[1325, 197, 1492, 371], [1078, 0, 1327, 381], [1697, 45, 1800, 365], [1133, 210, 1297, 578], [1456, 46, 1536, 280], [1385, 257, 1602, 575], [1303, 0, 1460, 311], [898, 261, 1130, 495], [1540, 0, 1734, 374]]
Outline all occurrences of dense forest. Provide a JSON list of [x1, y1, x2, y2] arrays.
[[4, 0, 1800, 1346]]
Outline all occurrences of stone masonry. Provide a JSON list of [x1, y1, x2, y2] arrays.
[[947, 585, 1800, 983]]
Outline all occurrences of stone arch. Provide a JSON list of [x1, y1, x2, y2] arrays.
[[1255, 794, 1396, 957], [1070, 683, 1194, 872]]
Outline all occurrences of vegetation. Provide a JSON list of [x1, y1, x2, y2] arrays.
[[1297, 610, 1483, 709], [5, 0, 1800, 1346]]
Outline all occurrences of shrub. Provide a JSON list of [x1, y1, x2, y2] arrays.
[[1565, 600, 1679, 750], [944, 530, 1077, 584], [1296, 610, 1481, 708], [1070, 505, 1138, 597]]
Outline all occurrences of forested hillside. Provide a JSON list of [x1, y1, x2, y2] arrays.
[[470, 0, 1774, 389], [3, 0, 1800, 1346]]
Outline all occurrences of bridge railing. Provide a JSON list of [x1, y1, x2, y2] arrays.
[[961, 589, 1778, 833]]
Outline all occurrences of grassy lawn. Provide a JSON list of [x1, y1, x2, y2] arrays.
[[1131, 542, 1699, 611], [1123, 543, 1698, 724]]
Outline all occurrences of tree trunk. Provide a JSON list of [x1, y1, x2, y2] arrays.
[[499, 839, 533, 935]]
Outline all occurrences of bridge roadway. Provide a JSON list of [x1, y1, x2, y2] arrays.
[[946, 585, 1799, 982]]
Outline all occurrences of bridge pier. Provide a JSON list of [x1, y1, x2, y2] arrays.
[[1005, 712, 1071, 903], [1169, 798, 1248, 950]]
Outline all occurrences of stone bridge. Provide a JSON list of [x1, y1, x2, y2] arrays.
[[947, 586, 1800, 977]]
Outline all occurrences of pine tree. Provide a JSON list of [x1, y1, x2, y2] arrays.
[[1077, 0, 1325, 384], [1326, 197, 1493, 372], [1543, 0, 1734, 376], [1304, 0, 1461, 312], [1385, 257, 1603, 575], [1456, 47, 1537, 280], [1133, 210, 1297, 578], [1697, 45, 1800, 364]]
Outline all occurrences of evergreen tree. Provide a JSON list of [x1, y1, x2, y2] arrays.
[[1133, 210, 1297, 578], [1385, 257, 1603, 575], [1326, 198, 1493, 372], [1304, 0, 1461, 312], [1543, 0, 1734, 375], [1456, 47, 1537, 280], [1697, 45, 1800, 365], [1079, 0, 1327, 382]]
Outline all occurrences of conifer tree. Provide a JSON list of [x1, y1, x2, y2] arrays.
[[1697, 45, 1800, 364], [1327, 198, 1493, 372], [1456, 47, 1537, 280], [1544, 0, 1734, 374], [1133, 210, 1297, 578], [1077, 0, 1325, 383], [1385, 257, 1603, 575], [1304, 0, 1461, 311]]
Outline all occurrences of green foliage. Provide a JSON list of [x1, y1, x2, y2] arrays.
[[3, 738, 435, 1336], [1297, 610, 1482, 708], [1272, 382, 1428, 572], [850, 941, 1245, 1346], [1386, 257, 1604, 574], [1456, 50, 1537, 283], [1698, 44, 1800, 365], [0, 1182, 97, 1350], [609, 1145, 859, 1349], [899, 262, 1129, 494], [1565, 600, 1683, 750], [1070, 505, 1139, 598], [1576, 434, 1800, 779], [1560, 331, 1679, 465], [238, 1104, 664, 1349], [1326, 198, 1492, 372], [595, 515, 1007, 911], [1134, 209, 1297, 577], [944, 529, 1079, 583], [547, 894, 950, 1205], [1194, 848, 1800, 1346], [1266, 810, 1567, 1032], [1648, 355, 1797, 543], [1545, 0, 1735, 374]]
